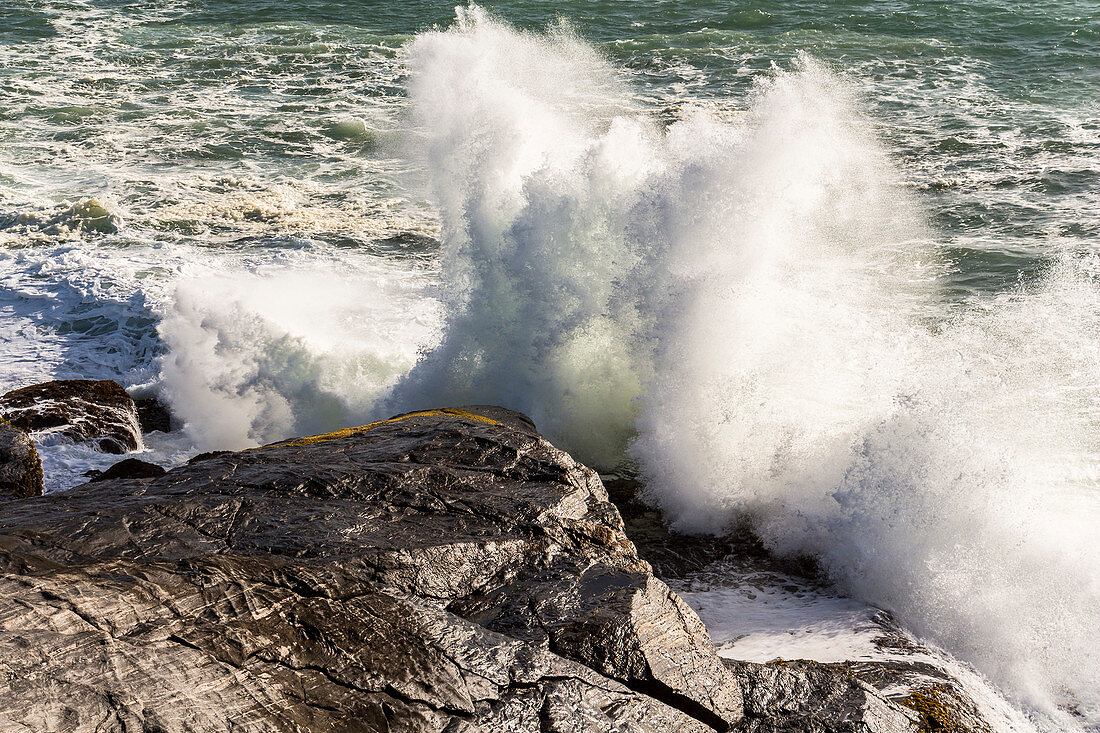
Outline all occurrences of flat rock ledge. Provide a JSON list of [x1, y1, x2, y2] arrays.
[[0, 406, 967, 732]]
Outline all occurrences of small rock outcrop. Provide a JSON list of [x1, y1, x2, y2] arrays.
[[729, 660, 919, 733], [0, 406, 979, 732], [133, 395, 173, 434], [88, 457, 167, 483], [0, 379, 143, 453], [0, 419, 43, 498]]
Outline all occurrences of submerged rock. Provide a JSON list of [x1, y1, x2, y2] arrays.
[[0, 419, 43, 498], [0, 379, 143, 454], [0, 406, 976, 732]]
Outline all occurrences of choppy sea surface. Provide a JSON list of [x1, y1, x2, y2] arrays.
[[1, 1, 1097, 729]]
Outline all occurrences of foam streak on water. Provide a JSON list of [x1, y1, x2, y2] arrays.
[[391, 8, 1100, 730]]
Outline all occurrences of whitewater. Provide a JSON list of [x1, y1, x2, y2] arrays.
[[2, 3, 1098, 730], [392, 13, 1100, 730]]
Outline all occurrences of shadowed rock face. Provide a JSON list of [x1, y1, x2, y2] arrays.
[[0, 418, 43, 498], [133, 395, 173, 434], [0, 379, 143, 454], [87, 457, 167, 483], [0, 406, 953, 732]]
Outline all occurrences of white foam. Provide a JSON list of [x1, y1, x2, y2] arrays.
[[640, 246, 1100, 729], [157, 255, 440, 450], [390, 8, 1100, 729], [678, 570, 1042, 733], [679, 574, 886, 664]]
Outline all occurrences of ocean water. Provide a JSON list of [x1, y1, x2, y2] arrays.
[[1, 1, 1097, 729]]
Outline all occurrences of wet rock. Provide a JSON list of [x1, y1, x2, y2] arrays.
[[604, 475, 819, 581], [726, 660, 919, 733], [604, 474, 742, 579], [835, 657, 996, 733], [0, 406, 738, 731], [721, 655, 994, 733], [0, 419, 43, 498], [0, 379, 143, 454], [88, 457, 166, 483], [0, 405, 969, 732], [453, 564, 742, 730], [187, 449, 233, 464], [133, 395, 173, 434]]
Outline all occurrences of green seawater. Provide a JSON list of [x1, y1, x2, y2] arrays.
[[0, 0, 1096, 291]]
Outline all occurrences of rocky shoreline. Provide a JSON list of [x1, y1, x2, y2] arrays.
[[0, 381, 997, 732]]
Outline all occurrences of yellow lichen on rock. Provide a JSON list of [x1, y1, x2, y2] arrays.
[[262, 408, 500, 449], [901, 684, 992, 733]]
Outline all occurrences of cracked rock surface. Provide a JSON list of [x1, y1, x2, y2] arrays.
[[0, 406, 951, 732], [0, 406, 737, 732], [728, 660, 919, 733]]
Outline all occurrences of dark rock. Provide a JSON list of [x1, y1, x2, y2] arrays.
[[0, 379, 142, 454], [188, 449, 233, 464], [89, 457, 166, 483], [0, 419, 43, 498], [604, 474, 742, 579], [0, 406, 981, 732], [133, 395, 173, 434], [726, 660, 919, 733], [0, 406, 736, 731], [604, 475, 820, 581]]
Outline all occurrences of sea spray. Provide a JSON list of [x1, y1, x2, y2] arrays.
[[674, 257, 1100, 730], [159, 260, 440, 449], [1, 0, 1094, 728], [386, 6, 930, 466], [383, 4, 657, 464], [386, 7, 1100, 729]]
